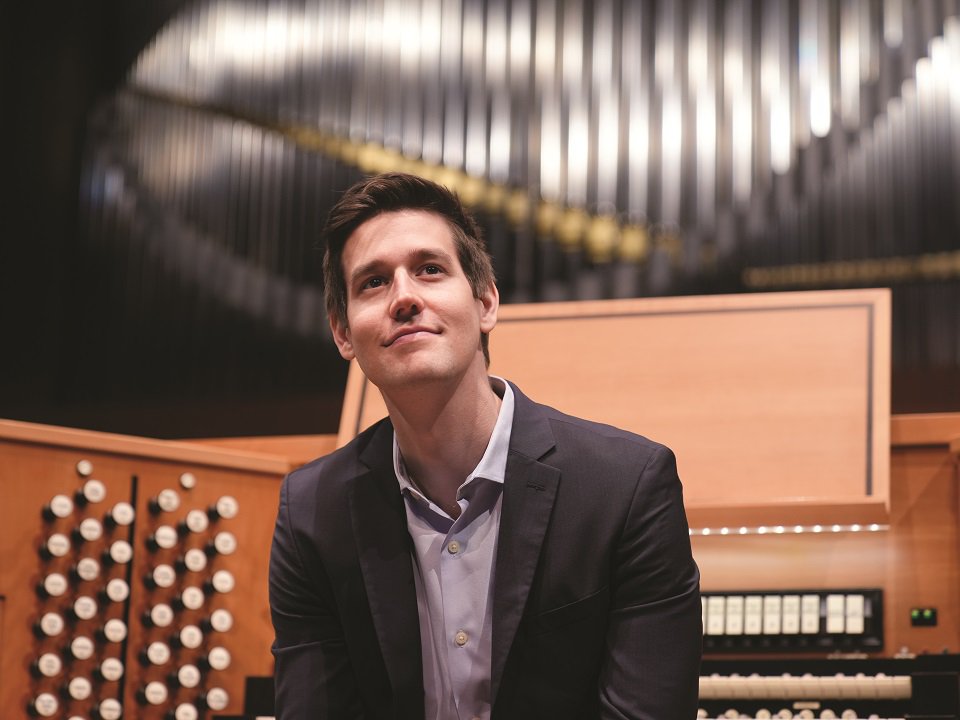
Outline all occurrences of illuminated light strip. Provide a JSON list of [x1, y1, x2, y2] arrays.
[[743, 250, 960, 289], [125, 86, 674, 266], [691, 523, 888, 536]]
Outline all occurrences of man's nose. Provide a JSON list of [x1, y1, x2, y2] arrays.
[[389, 272, 421, 321]]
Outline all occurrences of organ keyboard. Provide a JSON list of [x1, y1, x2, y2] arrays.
[[223, 656, 960, 720], [698, 655, 960, 720]]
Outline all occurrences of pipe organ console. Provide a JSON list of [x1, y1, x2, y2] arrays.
[[30, 471, 239, 718], [0, 420, 285, 719]]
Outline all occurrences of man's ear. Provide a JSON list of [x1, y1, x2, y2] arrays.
[[329, 314, 356, 360], [478, 281, 499, 334]]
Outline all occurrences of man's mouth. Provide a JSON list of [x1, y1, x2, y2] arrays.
[[385, 327, 437, 347]]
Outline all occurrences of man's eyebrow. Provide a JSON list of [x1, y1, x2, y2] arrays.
[[349, 260, 385, 287], [349, 248, 455, 287], [409, 248, 455, 265]]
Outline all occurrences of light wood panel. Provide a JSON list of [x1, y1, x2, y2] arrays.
[[338, 289, 891, 526], [193, 435, 338, 469], [0, 419, 289, 475], [174, 413, 960, 479]]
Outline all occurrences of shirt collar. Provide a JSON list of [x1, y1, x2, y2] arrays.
[[393, 376, 515, 499]]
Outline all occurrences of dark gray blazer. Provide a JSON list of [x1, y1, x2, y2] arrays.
[[269, 383, 702, 719]]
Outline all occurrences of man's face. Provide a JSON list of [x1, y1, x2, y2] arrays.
[[330, 209, 498, 391]]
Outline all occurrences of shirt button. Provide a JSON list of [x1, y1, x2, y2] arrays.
[[454, 630, 468, 647], [447, 540, 461, 554]]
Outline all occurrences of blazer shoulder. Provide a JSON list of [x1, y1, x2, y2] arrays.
[[525, 393, 671, 460], [284, 417, 392, 498]]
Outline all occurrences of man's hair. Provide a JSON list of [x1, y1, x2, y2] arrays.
[[322, 172, 496, 364]]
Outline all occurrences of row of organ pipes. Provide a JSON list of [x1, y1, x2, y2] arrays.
[[80, 0, 960, 398]]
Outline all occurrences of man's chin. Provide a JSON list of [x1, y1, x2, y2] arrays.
[[367, 364, 447, 389]]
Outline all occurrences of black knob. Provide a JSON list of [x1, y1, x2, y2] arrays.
[[166, 702, 200, 720], [62, 676, 93, 701], [201, 607, 234, 633], [179, 509, 209, 535], [170, 624, 203, 650], [199, 687, 229, 712], [101, 539, 133, 566], [172, 586, 206, 611], [138, 680, 169, 706], [39, 533, 71, 561], [64, 635, 95, 661], [100, 577, 130, 604], [198, 646, 231, 672], [149, 489, 181, 514], [34, 612, 65, 639], [146, 525, 178, 552], [104, 501, 135, 529], [204, 569, 235, 596], [75, 478, 107, 507], [141, 603, 174, 629], [139, 641, 171, 667], [29, 692, 59, 717], [65, 595, 98, 622], [176, 548, 208, 573], [98, 618, 128, 643], [36, 572, 68, 599], [72, 557, 101, 583], [94, 657, 124, 682], [167, 663, 201, 690], [42, 494, 74, 522], [94, 698, 123, 720], [207, 495, 239, 521], [71, 518, 103, 544], [205, 530, 237, 557], [144, 563, 177, 590], [31, 653, 63, 679]]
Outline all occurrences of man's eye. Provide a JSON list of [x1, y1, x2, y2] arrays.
[[362, 277, 385, 290], [422, 265, 441, 275]]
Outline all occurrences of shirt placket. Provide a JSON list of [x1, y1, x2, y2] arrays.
[[442, 489, 481, 719]]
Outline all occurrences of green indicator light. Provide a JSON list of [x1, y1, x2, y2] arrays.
[[924, 609, 933, 618], [912, 609, 920, 618]]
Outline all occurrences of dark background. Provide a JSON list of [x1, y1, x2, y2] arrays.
[[1, 0, 347, 438], [2, 1, 957, 440]]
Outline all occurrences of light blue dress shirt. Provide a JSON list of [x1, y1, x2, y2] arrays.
[[393, 377, 515, 720]]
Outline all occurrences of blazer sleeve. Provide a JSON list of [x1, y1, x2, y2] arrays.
[[598, 444, 702, 719], [269, 473, 366, 719]]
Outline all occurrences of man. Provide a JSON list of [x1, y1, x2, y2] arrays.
[[269, 172, 702, 719]]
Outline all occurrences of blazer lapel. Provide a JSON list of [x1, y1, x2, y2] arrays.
[[490, 386, 560, 704], [348, 422, 424, 717]]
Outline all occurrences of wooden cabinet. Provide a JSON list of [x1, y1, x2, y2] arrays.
[[339, 288, 892, 527]]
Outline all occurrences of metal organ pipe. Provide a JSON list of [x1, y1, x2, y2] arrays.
[[69, 0, 960, 391]]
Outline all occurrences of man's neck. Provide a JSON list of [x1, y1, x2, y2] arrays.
[[383, 369, 502, 518]]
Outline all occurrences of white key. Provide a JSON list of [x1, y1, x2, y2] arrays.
[[725, 596, 744, 635], [781, 595, 800, 634], [706, 596, 726, 635], [762, 595, 782, 635], [744, 596, 763, 635]]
